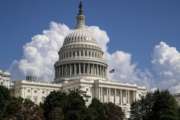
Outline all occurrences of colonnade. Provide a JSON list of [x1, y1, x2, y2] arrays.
[[97, 87, 136, 105], [55, 63, 106, 78], [60, 49, 103, 59]]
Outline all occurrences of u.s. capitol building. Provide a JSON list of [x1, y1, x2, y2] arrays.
[[1, 1, 146, 119]]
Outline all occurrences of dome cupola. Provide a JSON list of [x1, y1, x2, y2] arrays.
[[54, 1, 107, 83]]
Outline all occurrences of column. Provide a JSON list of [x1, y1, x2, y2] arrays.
[[80, 63, 81, 74], [65, 65, 67, 76], [128, 90, 130, 104], [95, 64, 97, 75], [104, 67, 106, 77], [100, 87, 103, 102], [89, 64, 92, 75], [66, 64, 68, 76], [126, 90, 128, 104], [94, 64, 95, 75], [134, 91, 136, 102], [62, 65, 64, 77], [58, 67, 60, 77], [114, 89, 116, 104], [102, 67, 104, 77], [120, 90, 122, 105], [95, 65, 97, 75], [60, 66, 62, 76], [87, 63, 89, 74], [74, 64, 76, 75], [83, 63, 85, 74], [98, 65, 100, 76], [57, 67, 59, 78], [108, 88, 110, 102], [55, 67, 57, 78], [70, 64, 72, 76], [92, 64, 94, 75], [106, 88, 108, 102]]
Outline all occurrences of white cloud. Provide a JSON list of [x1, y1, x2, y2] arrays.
[[152, 41, 180, 93], [10, 22, 70, 81], [107, 51, 153, 89], [10, 21, 147, 87], [87, 26, 110, 52], [11, 21, 180, 93]]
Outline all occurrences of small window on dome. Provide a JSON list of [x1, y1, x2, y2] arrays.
[[73, 51, 75, 57], [81, 51, 83, 56], [69, 52, 72, 57], [85, 51, 87, 56]]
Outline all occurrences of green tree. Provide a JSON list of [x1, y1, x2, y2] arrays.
[[130, 92, 154, 120], [43, 90, 88, 120], [104, 102, 124, 120], [130, 90, 178, 120], [0, 85, 10, 119], [150, 90, 178, 120], [88, 98, 107, 120], [177, 107, 180, 120], [88, 98, 124, 120], [4, 97, 44, 120], [49, 107, 64, 120], [65, 90, 88, 120], [43, 91, 67, 120]]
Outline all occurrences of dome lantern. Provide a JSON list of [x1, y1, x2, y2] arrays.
[[76, 0, 86, 29]]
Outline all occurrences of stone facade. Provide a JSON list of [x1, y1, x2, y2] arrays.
[[13, 80, 61, 104], [12, 78, 146, 118]]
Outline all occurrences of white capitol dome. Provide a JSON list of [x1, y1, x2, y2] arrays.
[[54, 1, 107, 83], [63, 29, 98, 46]]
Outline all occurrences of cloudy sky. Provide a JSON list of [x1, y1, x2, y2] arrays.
[[0, 0, 180, 93]]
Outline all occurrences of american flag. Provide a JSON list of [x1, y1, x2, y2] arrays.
[[109, 69, 115, 73]]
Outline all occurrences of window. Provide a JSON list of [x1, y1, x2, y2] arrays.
[[85, 51, 87, 56], [33, 96, 38, 103], [77, 51, 79, 56], [111, 89, 115, 96], [81, 51, 83, 56], [28, 89, 30, 93]]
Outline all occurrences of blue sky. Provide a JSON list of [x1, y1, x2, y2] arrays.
[[0, 0, 180, 71]]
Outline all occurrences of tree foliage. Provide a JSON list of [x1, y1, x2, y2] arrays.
[[0, 85, 10, 119], [0, 86, 125, 120], [43, 90, 88, 120], [4, 97, 44, 120], [130, 90, 179, 120], [104, 102, 124, 120], [88, 98, 124, 120], [88, 98, 107, 120], [0, 85, 44, 120], [44, 91, 125, 120]]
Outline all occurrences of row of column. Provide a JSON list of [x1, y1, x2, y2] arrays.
[[55, 63, 107, 78], [60, 49, 102, 59], [97, 87, 136, 105]]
